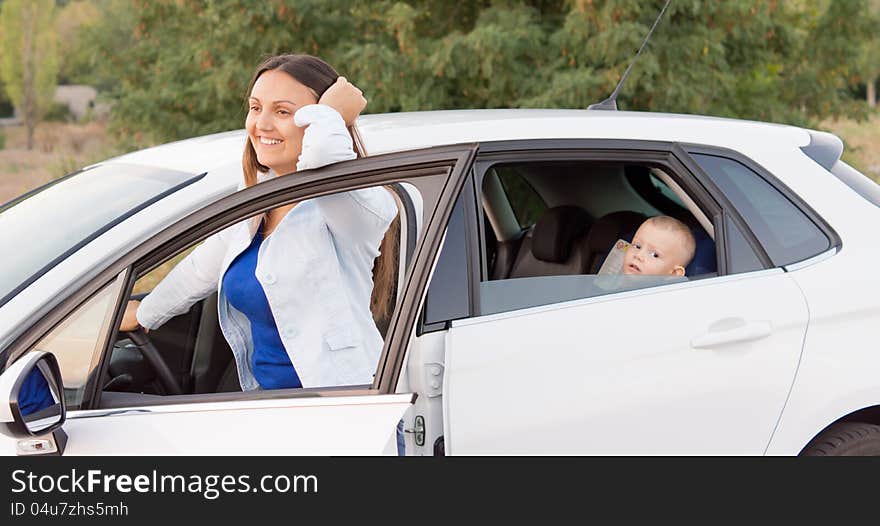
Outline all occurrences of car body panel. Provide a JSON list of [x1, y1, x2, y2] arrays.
[[443, 269, 809, 455], [766, 254, 880, 454], [0, 393, 413, 455]]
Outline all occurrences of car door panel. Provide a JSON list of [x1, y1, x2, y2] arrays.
[[443, 270, 808, 455], [0, 394, 413, 455]]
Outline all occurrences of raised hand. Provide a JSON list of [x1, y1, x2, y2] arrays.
[[318, 77, 367, 126]]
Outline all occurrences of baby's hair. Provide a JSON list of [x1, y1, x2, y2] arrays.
[[645, 215, 696, 266]]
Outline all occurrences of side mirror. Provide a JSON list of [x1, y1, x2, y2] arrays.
[[0, 351, 68, 455]]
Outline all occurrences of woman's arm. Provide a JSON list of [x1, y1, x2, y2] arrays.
[[293, 85, 396, 243], [294, 103, 357, 172], [294, 76, 365, 171], [133, 228, 229, 330], [314, 187, 397, 246]]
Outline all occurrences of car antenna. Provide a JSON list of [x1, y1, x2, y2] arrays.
[[588, 0, 672, 111]]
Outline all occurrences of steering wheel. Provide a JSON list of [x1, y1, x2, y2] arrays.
[[123, 329, 184, 395]]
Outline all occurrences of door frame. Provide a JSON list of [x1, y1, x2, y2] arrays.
[[469, 139, 738, 311], [2, 144, 479, 410]]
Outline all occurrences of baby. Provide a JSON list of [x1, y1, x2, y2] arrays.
[[622, 216, 696, 276]]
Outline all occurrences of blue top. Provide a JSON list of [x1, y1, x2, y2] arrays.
[[221, 225, 302, 389], [19, 367, 55, 416]]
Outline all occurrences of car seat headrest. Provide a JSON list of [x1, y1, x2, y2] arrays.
[[586, 211, 648, 252], [531, 206, 592, 263]]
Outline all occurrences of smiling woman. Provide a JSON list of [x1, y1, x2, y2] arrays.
[[245, 69, 314, 177], [241, 54, 366, 187], [119, 53, 396, 395]]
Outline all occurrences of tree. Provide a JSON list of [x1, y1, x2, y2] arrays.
[[55, 0, 102, 85], [75, 0, 876, 147], [0, 0, 58, 150], [855, 0, 880, 107]]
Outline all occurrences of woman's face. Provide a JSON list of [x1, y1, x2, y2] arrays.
[[245, 69, 319, 175]]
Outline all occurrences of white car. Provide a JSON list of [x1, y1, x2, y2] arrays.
[[1, 109, 879, 455]]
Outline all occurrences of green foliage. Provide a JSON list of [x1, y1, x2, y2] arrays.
[[853, 0, 880, 105], [0, 90, 13, 117], [0, 0, 58, 148], [55, 0, 103, 84], [68, 0, 880, 146], [44, 102, 73, 122], [0, 127, 6, 150]]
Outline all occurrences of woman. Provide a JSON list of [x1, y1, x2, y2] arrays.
[[120, 54, 397, 392]]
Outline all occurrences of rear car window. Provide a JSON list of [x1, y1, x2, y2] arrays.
[[692, 153, 830, 267], [0, 164, 201, 307]]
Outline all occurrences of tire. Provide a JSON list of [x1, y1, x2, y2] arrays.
[[801, 421, 880, 456]]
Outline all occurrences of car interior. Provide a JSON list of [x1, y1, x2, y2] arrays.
[[480, 160, 718, 284], [99, 186, 410, 402], [473, 161, 719, 317]]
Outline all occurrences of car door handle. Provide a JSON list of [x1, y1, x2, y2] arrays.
[[691, 318, 773, 349]]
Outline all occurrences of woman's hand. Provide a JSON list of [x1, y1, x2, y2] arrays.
[[318, 77, 367, 126], [119, 300, 144, 332]]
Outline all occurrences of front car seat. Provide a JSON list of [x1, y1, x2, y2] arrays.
[[507, 205, 593, 278]]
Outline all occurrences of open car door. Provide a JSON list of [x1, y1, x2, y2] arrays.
[[0, 144, 477, 455]]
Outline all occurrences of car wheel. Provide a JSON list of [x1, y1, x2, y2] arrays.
[[801, 422, 880, 456]]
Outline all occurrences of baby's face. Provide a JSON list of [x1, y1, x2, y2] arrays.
[[623, 221, 689, 276]]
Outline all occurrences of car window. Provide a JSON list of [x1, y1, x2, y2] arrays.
[[132, 243, 200, 295], [422, 184, 474, 332], [102, 184, 418, 402], [472, 159, 718, 317], [724, 215, 765, 274], [650, 173, 685, 208], [495, 166, 547, 229], [0, 164, 202, 308], [26, 275, 126, 410], [692, 153, 831, 266]]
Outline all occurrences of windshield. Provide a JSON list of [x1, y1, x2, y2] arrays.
[[0, 163, 202, 307]]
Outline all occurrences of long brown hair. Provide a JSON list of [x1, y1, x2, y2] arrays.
[[242, 53, 399, 332]]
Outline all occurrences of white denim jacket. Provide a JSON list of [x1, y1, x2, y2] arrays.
[[137, 104, 396, 390]]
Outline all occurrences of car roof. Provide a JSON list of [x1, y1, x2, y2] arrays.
[[96, 109, 815, 178], [99, 129, 247, 176], [356, 109, 812, 155]]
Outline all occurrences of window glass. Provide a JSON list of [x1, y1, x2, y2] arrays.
[[724, 216, 765, 274], [29, 277, 124, 409], [479, 274, 687, 316], [106, 184, 416, 399], [422, 187, 472, 330], [495, 166, 547, 229], [692, 154, 830, 266], [0, 164, 200, 307], [133, 243, 200, 295], [476, 160, 714, 317], [650, 173, 685, 208]]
